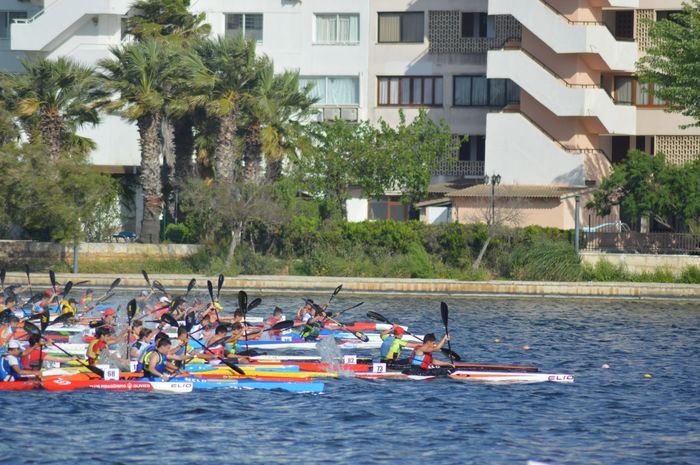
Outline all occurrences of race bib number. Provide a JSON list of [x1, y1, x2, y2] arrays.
[[104, 368, 120, 380], [129, 361, 138, 372], [281, 336, 292, 342], [343, 355, 357, 365], [372, 363, 386, 373]]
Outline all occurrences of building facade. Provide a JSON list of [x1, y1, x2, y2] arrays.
[[2, 0, 698, 231]]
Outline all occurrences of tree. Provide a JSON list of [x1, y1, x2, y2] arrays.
[[125, 0, 211, 41], [191, 37, 260, 183], [0, 57, 102, 160], [637, 2, 700, 127], [240, 62, 317, 182], [587, 150, 700, 232], [98, 39, 180, 243], [180, 178, 287, 268], [0, 143, 118, 242]]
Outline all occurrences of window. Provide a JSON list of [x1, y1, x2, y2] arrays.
[[453, 76, 518, 107], [614, 11, 634, 40], [378, 76, 443, 106], [300, 76, 359, 105], [226, 13, 263, 43], [461, 13, 495, 38], [614, 76, 633, 105], [0, 11, 27, 39], [614, 77, 665, 107], [378, 12, 424, 43], [369, 197, 408, 221], [315, 14, 359, 44], [458, 136, 486, 162]]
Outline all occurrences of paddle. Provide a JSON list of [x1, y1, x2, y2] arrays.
[[185, 278, 197, 297], [331, 301, 364, 321], [440, 302, 456, 366], [49, 270, 57, 296], [246, 297, 262, 313], [141, 269, 151, 289], [217, 274, 224, 300], [0, 268, 5, 291], [23, 320, 105, 378], [126, 298, 137, 362], [62, 281, 73, 299], [25, 265, 32, 295], [238, 291, 249, 352], [152, 280, 168, 296], [50, 312, 74, 327], [367, 310, 462, 362], [312, 303, 368, 342], [326, 284, 342, 308], [159, 312, 245, 375]]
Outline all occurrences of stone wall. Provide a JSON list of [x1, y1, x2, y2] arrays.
[[581, 251, 700, 275], [0, 240, 201, 264]]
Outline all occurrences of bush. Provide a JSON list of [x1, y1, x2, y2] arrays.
[[679, 265, 700, 284], [512, 239, 583, 281], [163, 223, 192, 244], [582, 259, 629, 281]]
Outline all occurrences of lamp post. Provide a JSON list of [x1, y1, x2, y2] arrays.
[[484, 173, 501, 225]]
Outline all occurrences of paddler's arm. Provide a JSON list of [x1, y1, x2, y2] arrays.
[[435, 335, 449, 350], [146, 361, 170, 380]]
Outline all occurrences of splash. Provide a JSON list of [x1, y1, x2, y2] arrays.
[[316, 336, 355, 378]]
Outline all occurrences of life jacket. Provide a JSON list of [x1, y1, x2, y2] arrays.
[[137, 347, 167, 377], [0, 325, 13, 347], [300, 321, 322, 341], [0, 355, 23, 381], [86, 339, 107, 365], [59, 300, 75, 315], [20, 346, 43, 370], [409, 350, 433, 370], [379, 335, 395, 360]]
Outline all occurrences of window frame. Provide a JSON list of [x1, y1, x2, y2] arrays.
[[453, 75, 516, 108], [225, 13, 264, 43], [300, 75, 360, 106], [368, 197, 409, 222], [460, 12, 493, 39], [613, 76, 666, 108], [377, 76, 443, 107], [314, 13, 360, 45], [377, 12, 425, 44]]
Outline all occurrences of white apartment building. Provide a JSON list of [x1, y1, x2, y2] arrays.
[[2, 0, 698, 232]]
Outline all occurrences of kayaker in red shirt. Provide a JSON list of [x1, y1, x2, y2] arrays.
[[86, 327, 109, 366], [403, 333, 454, 376], [20, 334, 64, 369]]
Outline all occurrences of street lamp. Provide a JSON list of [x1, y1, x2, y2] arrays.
[[484, 174, 501, 225]]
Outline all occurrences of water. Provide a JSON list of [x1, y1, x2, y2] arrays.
[[1, 294, 699, 465]]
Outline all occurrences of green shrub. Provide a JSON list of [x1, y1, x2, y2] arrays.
[[679, 265, 700, 284], [512, 239, 582, 281], [235, 245, 288, 275], [163, 223, 192, 244], [582, 259, 629, 281]]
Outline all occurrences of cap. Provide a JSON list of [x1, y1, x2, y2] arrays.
[[140, 290, 149, 297], [393, 325, 405, 336], [7, 340, 20, 349], [103, 308, 117, 317], [159, 296, 170, 304]]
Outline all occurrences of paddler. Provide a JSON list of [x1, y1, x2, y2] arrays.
[[20, 334, 64, 369], [403, 333, 454, 376], [137, 336, 172, 381], [86, 327, 109, 366], [59, 297, 78, 316], [379, 325, 419, 366], [79, 289, 94, 308], [130, 327, 153, 360], [0, 340, 40, 381], [169, 326, 193, 369], [0, 315, 19, 348], [300, 311, 325, 341]]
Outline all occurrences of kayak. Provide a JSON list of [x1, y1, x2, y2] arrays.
[[0, 380, 41, 390], [183, 363, 301, 373], [357, 370, 574, 384], [42, 378, 193, 393], [154, 377, 325, 394]]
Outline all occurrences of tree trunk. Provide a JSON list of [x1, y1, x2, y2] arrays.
[[42, 113, 64, 162], [174, 115, 194, 185], [213, 111, 238, 183], [266, 159, 283, 182], [161, 116, 176, 221], [138, 113, 163, 244], [225, 221, 244, 269], [472, 235, 492, 270], [243, 125, 262, 182]]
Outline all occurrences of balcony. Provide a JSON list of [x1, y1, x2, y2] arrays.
[[432, 159, 485, 178]]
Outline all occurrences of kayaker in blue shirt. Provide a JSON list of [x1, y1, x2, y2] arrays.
[[0, 340, 39, 381], [403, 333, 454, 376], [138, 336, 172, 381]]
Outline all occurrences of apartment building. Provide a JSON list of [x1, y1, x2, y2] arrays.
[[2, 1, 698, 231]]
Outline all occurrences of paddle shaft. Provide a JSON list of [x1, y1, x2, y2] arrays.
[[43, 338, 104, 377]]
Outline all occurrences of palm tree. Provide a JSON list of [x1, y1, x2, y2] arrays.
[[0, 57, 102, 160], [191, 36, 259, 183], [241, 62, 317, 182], [97, 39, 179, 243], [125, 0, 211, 41]]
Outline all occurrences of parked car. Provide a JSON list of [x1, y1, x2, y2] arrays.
[[582, 221, 631, 233], [112, 231, 138, 242]]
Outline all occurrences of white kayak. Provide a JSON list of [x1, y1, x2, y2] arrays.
[[358, 370, 575, 384]]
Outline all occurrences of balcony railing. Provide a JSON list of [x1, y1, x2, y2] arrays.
[[432, 160, 485, 177]]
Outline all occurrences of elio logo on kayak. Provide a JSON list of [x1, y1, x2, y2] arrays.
[[547, 375, 574, 382]]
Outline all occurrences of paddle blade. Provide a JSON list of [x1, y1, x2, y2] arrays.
[[39, 309, 50, 332], [0, 309, 12, 324], [51, 313, 73, 327], [269, 320, 294, 332], [160, 312, 179, 329], [238, 291, 247, 314], [141, 269, 151, 286], [185, 311, 197, 332], [356, 331, 369, 343], [222, 358, 245, 375], [24, 264, 30, 279], [87, 365, 105, 377], [440, 302, 449, 331], [207, 280, 214, 303], [22, 320, 40, 336], [152, 280, 167, 295], [366, 311, 390, 324], [28, 293, 43, 305], [127, 299, 137, 322], [217, 274, 224, 299], [62, 281, 73, 298], [186, 278, 196, 296], [88, 320, 104, 328], [0, 268, 5, 288], [246, 297, 261, 313], [49, 270, 56, 289], [73, 280, 90, 286], [441, 348, 462, 362], [109, 278, 121, 292]]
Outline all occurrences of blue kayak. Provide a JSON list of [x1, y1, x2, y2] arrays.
[[183, 363, 300, 373], [139, 377, 324, 394]]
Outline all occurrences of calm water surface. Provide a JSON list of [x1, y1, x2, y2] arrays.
[[1, 294, 698, 465]]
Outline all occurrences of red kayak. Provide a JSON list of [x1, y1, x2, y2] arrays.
[[42, 378, 193, 393], [0, 380, 40, 390]]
